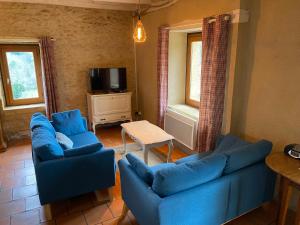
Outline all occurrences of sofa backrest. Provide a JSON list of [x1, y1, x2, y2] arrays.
[[51, 109, 87, 136], [215, 134, 249, 153], [212, 134, 273, 175], [221, 140, 273, 175], [49, 117, 88, 133], [152, 154, 227, 197]]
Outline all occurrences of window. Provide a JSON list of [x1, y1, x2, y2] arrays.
[[186, 33, 202, 108], [0, 44, 44, 106]]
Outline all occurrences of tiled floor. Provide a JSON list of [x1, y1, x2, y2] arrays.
[[0, 125, 292, 225]]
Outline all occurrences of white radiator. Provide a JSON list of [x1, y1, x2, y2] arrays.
[[164, 108, 198, 151]]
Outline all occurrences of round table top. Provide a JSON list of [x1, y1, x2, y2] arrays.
[[266, 152, 300, 185]]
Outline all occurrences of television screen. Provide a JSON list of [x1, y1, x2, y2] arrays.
[[89, 68, 127, 92]]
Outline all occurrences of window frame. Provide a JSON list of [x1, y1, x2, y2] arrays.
[[0, 44, 44, 106], [185, 32, 202, 108]]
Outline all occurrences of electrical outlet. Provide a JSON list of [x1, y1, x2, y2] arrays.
[[135, 111, 142, 116]]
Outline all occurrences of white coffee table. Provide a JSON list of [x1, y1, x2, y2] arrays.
[[121, 120, 174, 165]]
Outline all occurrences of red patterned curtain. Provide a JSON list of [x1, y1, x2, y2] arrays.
[[197, 15, 231, 152], [157, 26, 169, 128], [39, 37, 58, 119]]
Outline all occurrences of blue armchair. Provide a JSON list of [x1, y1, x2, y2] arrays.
[[30, 110, 116, 207], [118, 135, 276, 225]]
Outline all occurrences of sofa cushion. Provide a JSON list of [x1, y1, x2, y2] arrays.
[[175, 151, 213, 164], [126, 153, 154, 185], [223, 140, 273, 174], [56, 132, 73, 150], [68, 131, 102, 149], [215, 134, 249, 153], [30, 113, 56, 136], [52, 109, 85, 136], [63, 142, 102, 157], [150, 163, 176, 174], [63, 131, 103, 157], [175, 135, 243, 165], [152, 154, 227, 197], [32, 127, 64, 161], [126, 153, 176, 186]]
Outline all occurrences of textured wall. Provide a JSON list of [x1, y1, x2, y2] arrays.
[[135, 0, 240, 128], [232, 0, 300, 150], [1, 106, 45, 140], [231, 0, 300, 209], [0, 2, 135, 141]]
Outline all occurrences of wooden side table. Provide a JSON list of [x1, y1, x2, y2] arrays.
[[266, 152, 300, 225]]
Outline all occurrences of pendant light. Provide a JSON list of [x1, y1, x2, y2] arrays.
[[133, 0, 147, 43]]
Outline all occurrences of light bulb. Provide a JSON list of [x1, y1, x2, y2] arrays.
[[137, 27, 142, 40], [133, 19, 147, 43]]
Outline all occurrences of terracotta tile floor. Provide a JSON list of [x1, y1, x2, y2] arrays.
[[0, 125, 292, 225]]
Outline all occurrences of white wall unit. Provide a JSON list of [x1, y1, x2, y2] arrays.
[[87, 92, 132, 132]]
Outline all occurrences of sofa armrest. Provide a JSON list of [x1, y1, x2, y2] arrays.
[[158, 176, 231, 225], [35, 149, 115, 205], [118, 159, 162, 225]]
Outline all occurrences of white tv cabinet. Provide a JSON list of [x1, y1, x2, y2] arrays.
[[87, 92, 132, 133]]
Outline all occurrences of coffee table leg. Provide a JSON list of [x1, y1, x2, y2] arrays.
[[167, 140, 174, 163], [143, 145, 149, 165], [121, 128, 127, 154]]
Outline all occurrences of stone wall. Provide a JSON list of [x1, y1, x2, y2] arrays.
[[1, 106, 46, 141], [0, 2, 135, 141]]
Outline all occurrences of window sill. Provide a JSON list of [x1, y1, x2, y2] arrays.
[[3, 103, 45, 111], [167, 104, 199, 120]]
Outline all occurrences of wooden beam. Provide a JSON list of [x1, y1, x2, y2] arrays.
[[0, 0, 151, 11], [93, 0, 151, 4]]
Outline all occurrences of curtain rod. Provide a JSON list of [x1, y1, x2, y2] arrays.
[[166, 16, 230, 31], [208, 15, 231, 24], [0, 37, 56, 44], [166, 9, 249, 31]]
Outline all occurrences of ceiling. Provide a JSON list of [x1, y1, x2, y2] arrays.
[[0, 0, 178, 11]]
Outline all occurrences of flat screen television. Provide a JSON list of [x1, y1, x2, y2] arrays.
[[89, 68, 127, 93]]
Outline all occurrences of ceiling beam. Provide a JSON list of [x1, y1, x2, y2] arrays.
[[0, 0, 151, 11], [93, 0, 151, 4]]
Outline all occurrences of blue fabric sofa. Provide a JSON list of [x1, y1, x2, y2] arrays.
[[30, 110, 116, 205], [118, 134, 276, 225]]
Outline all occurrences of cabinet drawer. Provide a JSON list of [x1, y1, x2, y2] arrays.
[[92, 95, 131, 116], [94, 113, 131, 123]]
